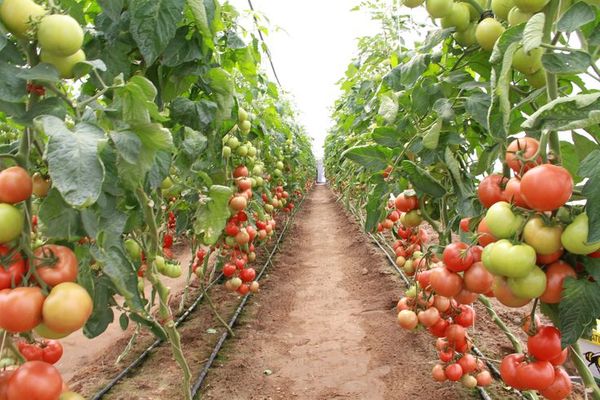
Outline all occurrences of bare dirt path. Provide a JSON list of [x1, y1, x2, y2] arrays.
[[202, 185, 470, 400]]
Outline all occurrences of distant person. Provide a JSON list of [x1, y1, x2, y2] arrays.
[[316, 159, 326, 183]]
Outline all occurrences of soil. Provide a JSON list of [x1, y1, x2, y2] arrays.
[[59, 185, 586, 399]]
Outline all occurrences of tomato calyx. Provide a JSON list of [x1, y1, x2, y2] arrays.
[[479, 10, 495, 22]]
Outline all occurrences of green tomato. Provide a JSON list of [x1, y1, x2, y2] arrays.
[[0, 0, 46, 37], [137, 276, 145, 293], [0, 204, 23, 244], [37, 14, 84, 57], [253, 165, 264, 175], [522, 216, 562, 255], [164, 263, 182, 278], [40, 49, 86, 79], [222, 145, 231, 158], [124, 239, 142, 261], [507, 6, 532, 25], [34, 323, 69, 339], [276, 161, 284, 170], [454, 24, 477, 46], [486, 239, 536, 278], [274, 168, 283, 177], [485, 201, 523, 239], [240, 120, 251, 134], [426, 0, 453, 17], [512, 47, 544, 75], [401, 210, 422, 227], [238, 108, 249, 123], [403, 0, 425, 7], [160, 177, 174, 190], [405, 284, 418, 298], [491, 0, 515, 20], [264, 204, 274, 212], [237, 145, 249, 157], [155, 256, 166, 273], [507, 266, 547, 298], [225, 236, 236, 247], [441, 3, 471, 32], [255, 176, 264, 187], [247, 146, 257, 157], [476, 18, 505, 51], [526, 68, 546, 88], [561, 213, 600, 254], [227, 136, 240, 149], [514, 0, 550, 12]]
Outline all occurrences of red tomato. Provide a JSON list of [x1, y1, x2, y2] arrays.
[[537, 249, 563, 265], [515, 360, 555, 391], [527, 325, 562, 361], [468, 245, 483, 262], [477, 174, 507, 208], [549, 348, 568, 366], [445, 324, 466, 345], [0, 246, 25, 290], [223, 263, 236, 277], [0, 166, 33, 204], [445, 363, 464, 381], [505, 137, 542, 174], [428, 318, 450, 337], [439, 348, 454, 362], [520, 164, 573, 211], [463, 261, 494, 294], [540, 261, 576, 304], [41, 340, 63, 364], [233, 165, 248, 178], [17, 342, 43, 361], [454, 288, 478, 304], [0, 287, 45, 332], [476, 370, 493, 386], [459, 217, 470, 232], [6, 361, 63, 400], [429, 267, 463, 297], [443, 242, 474, 272], [458, 354, 477, 373], [477, 219, 497, 247], [34, 245, 78, 287], [503, 177, 529, 208], [432, 364, 447, 382], [417, 307, 440, 327], [239, 268, 256, 283], [500, 353, 526, 389], [0, 370, 13, 400], [539, 367, 572, 400], [454, 305, 475, 327], [162, 234, 173, 249], [395, 192, 418, 212]]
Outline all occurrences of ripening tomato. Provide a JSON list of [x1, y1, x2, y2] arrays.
[[429, 317, 451, 337], [561, 213, 600, 255], [520, 164, 573, 211], [42, 282, 93, 334], [454, 305, 476, 327], [537, 249, 563, 265], [463, 261, 494, 294], [459, 217, 470, 232], [0, 246, 25, 290], [500, 353, 526, 389], [41, 340, 63, 364], [401, 210, 422, 227], [34, 245, 78, 287], [527, 325, 562, 361], [445, 363, 464, 381], [397, 310, 419, 330], [233, 165, 249, 178], [443, 242, 473, 272], [477, 174, 507, 208], [476, 370, 493, 386], [454, 288, 478, 304], [503, 177, 529, 208], [507, 266, 546, 299], [485, 201, 523, 239], [540, 261, 576, 304], [539, 367, 572, 400], [477, 218, 497, 247], [492, 276, 531, 308], [417, 307, 440, 327], [523, 216, 563, 255], [514, 360, 555, 391], [429, 267, 463, 297], [432, 364, 447, 382], [240, 268, 256, 283], [0, 166, 33, 204], [6, 361, 63, 400], [0, 287, 45, 332], [229, 196, 247, 211], [395, 192, 418, 212], [458, 354, 478, 374]]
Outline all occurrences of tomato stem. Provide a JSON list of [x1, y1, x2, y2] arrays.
[[543, 0, 562, 163], [478, 295, 524, 353]]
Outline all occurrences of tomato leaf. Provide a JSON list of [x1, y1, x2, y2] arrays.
[[97, 0, 125, 21], [542, 50, 592, 74], [422, 119, 442, 150], [14, 98, 67, 125], [372, 126, 404, 147], [186, 0, 215, 49], [558, 277, 600, 347], [579, 150, 600, 242], [129, 0, 185, 65], [193, 185, 233, 245], [584, 257, 600, 284], [119, 313, 130, 331], [557, 1, 595, 33], [522, 92, 600, 131], [43, 116, 106, 207], [0, 62, 26, 103], [522, 13, 545, 53], [488, 42, 519, 139], [38, 189, 86, 240], [16, 63, 60, 83], [83, 275, 116, 339], [365, 180, 388, 232], [378, 92, 399, 123], [465, 92, 490, 129], [400, 160, 446, 198], [207, 68, 234, 126], [342, 145, 392, 171]]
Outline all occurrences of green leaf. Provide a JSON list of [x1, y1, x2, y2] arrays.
[[584, 257, 600, 284], [465, 92, 490, 129], [341, 145, 392, 171], [207, 68, 234, 126], [115, 76, 163, 124], [128, 0, 185, 65], [13, 98, 67, 125], [559, 141, 581, 182], [490, 25, 524, 64], [365, 181, 388, 232], [43, 116, 106, 207], [193, 185, 233, 245], [372, 127, 403, 147], [400, 160, 446, 198], [433, 98, 455, 121], [489, 42, 519, 138], [572, 132, 598, 162], [522, 93, 600, 131], [579, 150, 600, 242], [557, 1, 595, 33], [80, 197, 128, 248], [378, 92, 399, 123], [83, 275, 115, 338], [186, 0, 215, 49], [400, 53, 430, 88], [98, 0, 124, 20], [38, 189, 85, 240], [130, 313, 167, 340], [170, 97, 217, 130], [445, 147, 469, 196], [92, 245, 145, 312], [119, 313, 130, 331], [523, 13, 545, 53], [422, 119, 442, 150], [558, 278, 600, 346], [17, 64, 60, 83], [542, 50, 591, 74], [0, 62, 26, 103]]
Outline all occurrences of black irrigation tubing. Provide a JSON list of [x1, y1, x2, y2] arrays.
[[341, 199, 526, 400], [90, 272, 224, 400], [190, 193, 307, 399]]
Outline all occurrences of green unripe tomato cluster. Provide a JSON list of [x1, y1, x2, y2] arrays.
[[37, 14, 86, 78]]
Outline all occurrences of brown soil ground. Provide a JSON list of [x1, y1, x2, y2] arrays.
[[59, 185, 585, 399]]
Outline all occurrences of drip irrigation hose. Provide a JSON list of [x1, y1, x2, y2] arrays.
[[190, 193, 306, 398], [343, 199, 526, 400], [90, 273, 224, 400]]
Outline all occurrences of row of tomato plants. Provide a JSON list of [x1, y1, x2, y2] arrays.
[[325, 0, 600, 399], [0, 0, 315, 399]]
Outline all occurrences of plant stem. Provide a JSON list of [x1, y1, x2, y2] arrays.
[[543, 0, 562, 162], [478, 295, 523, 353], [570, 342, 600, 400]]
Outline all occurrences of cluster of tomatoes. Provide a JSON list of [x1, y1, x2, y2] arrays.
[[0, 165, 90, 399], [402, 0, 550, 88], [0, 0, 86, 80], [500, 321, 572, 399], [468, 136, 599, 309], [377, 190, 423, 233]]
